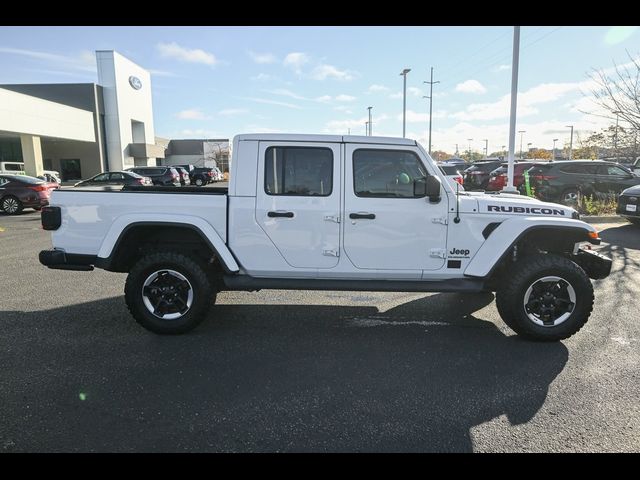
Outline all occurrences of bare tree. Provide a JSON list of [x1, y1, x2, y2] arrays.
[[588, 51, 640, 131]]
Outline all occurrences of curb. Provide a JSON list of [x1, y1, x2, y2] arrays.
[[581, 215, 627, 224]]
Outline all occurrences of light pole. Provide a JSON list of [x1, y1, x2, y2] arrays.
[[367, 106, 373, 136], [501, 145, 506, 158], [553, 138, 558, 160], [613, 111, 621, 157], [566, 125, 574, 160], [467, 138, 473, 161], [423, 67, 440, 154], [483, 139, 488, 158], [400, 68, 411, 138], [455, 144, 459, 156], [365, 121, 369, 136], [527, 142, 532, 158], [518, 130, 526, 160]]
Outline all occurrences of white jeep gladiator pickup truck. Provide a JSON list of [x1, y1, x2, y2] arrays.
[[39, 134, 612, 341]]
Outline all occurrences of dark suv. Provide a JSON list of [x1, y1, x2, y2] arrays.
[[190, 167, 215, 186], [463, 159, 504, 190], [525, 160, 640, 205], [127, 167, 181, 186]]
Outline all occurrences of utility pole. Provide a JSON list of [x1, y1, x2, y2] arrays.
[[566, 125, 574, 160], [553, 138, 558, 160], [503, 26, 521, 193], [467, 138, 473, 160], [365, 121, 369, 136], [423, 67, 440, 154], [348, 128, 351, 135], [400, 68, 411, 138], [367, 106, 373, 136], [483, 139, 488, 158], [613, 111, 621, 157], [455, 144, 459, 156]]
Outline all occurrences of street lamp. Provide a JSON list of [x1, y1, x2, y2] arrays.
[[400, 68, 411, 138], [527, 142, 532, 158], [566, 125, 574, 160], [365, 121, 369, 136], [467, 138, 473, 160], [553, 138, 558, 160], [518, 130, 526, 160], [367, 106, 373, 136], [483, 139, 488, 158]]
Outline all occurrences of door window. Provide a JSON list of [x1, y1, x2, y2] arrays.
[[109, 173, 125, 181], [353, 149, 427, 198], [598, 165, 629, 176], [265, 147, 333, 196], [93, 173, 110, 182]]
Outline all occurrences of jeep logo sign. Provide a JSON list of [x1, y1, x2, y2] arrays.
[[129, 76, 142, 90]]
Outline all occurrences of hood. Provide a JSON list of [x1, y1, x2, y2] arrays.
[[622, 184, 640, 196], [467, 191, 578, 219]]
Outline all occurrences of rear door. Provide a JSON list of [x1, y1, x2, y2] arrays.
[[594, 164, 636, 196], [255, 141, 341, 269]]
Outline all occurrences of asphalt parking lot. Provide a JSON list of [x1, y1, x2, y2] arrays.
[[1, 210, 639, 452]]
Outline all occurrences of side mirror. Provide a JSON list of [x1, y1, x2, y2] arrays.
[[426, 175, 442, 202]]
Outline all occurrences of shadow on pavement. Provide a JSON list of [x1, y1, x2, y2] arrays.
[[0, 292, 568, 452], [598, 224, 640, 279]]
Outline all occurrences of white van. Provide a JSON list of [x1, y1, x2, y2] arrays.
[[0, 161, 61, 183]]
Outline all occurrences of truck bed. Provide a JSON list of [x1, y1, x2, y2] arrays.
[[49, 187, 228, 255]]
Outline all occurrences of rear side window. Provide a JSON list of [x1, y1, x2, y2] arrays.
[[559, 163, 598, 174], [353, 149, 427, 198], [598, 165, 629, 176], [4, 163, 24, 172], [265, 146, 333, 196]]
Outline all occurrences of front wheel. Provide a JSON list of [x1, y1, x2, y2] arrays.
[[495, 254, 594, 341], [194, 177, 204, 186], [1, 196, 24, 215], [124, 251, 215, 334]]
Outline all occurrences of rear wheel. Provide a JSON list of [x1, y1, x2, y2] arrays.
[[194, 177, 204, 186], [495, 254, 593, 341], [560, 188, 579, 206], [1, 196, 23, 215], [124, 251, 215, 334]]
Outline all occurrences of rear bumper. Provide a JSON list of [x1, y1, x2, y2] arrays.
[[39, 249, 96, 271]]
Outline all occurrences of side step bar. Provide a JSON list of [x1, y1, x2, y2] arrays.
[[223, 275, 486, 293]]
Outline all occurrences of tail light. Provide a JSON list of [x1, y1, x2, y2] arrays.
[[455, 176, 463, 185], [28, 185, 48, 192], [135, 178, 144, 184], [207, 171, 213, 177]]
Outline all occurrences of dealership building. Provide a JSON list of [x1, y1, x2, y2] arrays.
[[0, 50, 165, 181]]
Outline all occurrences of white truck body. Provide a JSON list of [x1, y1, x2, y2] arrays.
[[40, 133, 611, 340]]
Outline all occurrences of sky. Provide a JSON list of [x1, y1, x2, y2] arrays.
[[0, 26, 638, 155]]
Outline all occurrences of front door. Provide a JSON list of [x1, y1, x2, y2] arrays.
[[343, 144, 448, 271], [594, 164, 637, 196], [255, 142, 341, 269]]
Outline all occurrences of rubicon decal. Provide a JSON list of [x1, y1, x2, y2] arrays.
[[487, 205, 566, 215]]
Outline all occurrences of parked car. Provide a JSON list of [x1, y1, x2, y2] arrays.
[[172, 164, 195, 175], [486, 162, 541, 191], [438, 164, 464, 191], [525, 160, 640, 205], [1, 161, 62, 184], [37, 172, 62, 184], [126, 167, 181, 186], [463, 159, 504, 190], [616, 185, 640, 226], [190, 167, 215, 186], [212, 167, 225, 182], [75, 171, 152, 187], [173, 166, 191, 186], [441, 157, 467, 167], [0, 174, 52, 214]]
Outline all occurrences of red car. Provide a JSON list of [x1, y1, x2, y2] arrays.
[[0, 174, 53, 215], [486, 162, 540, 191]]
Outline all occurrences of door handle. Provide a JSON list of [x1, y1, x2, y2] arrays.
[[349, 212, 376, 220], [267, 211, 294, 218]]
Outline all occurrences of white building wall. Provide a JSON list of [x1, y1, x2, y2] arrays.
[[96, 51, 155, 171]]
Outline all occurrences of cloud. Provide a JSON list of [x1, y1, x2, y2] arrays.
[[397, 110, 427, 123], [323, 114, 389, 134], [407, 87, 424, 97], [336, 94, 356, 102], [314, 94, 357, 103], [310, 64, 354, 81], [455, 79, 487, 94], [248, 50, 277, 64], [148, 69, 178, 77], [266, 88, 307, 100], [604, 27, 638, 45], [388, 91, 403, 99], [315, 95, 333, 103], [334, 106, 353, 114], [218, 108, 248, 116], [496, 64, 510, 71], [157, 42, 216, 65], [239, 96, 302, 109], [251, 73, 273, 81], [176, 109, 209, 120], [366, 84, 389, 93], [244, 125, 285, 134], [283, 52, 310, 73], [0, 47, 96, 72]]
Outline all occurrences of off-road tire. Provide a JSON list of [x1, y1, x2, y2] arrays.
[[124, 251, 215, 334], [495, 254, 593, 341]]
